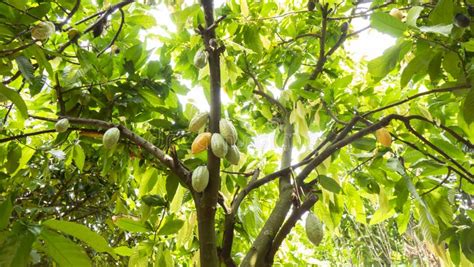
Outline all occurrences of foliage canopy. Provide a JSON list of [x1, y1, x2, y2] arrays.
[[0, 0, 473, 266]]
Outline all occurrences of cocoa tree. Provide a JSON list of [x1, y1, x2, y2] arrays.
[[0, 0, 473, 266]]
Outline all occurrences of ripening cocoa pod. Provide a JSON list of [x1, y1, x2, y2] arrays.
[[31, 21, 55, 40], [305, 212, 324, 246], [191, 132, 212, 154], [192, 166, 209, 192], [189, 112, 209, 133], [225, 145, 240, 165], [55, 118, 70, 133], [194, 50, 208, 69], [375, 128, 392, 147], [211, 133, 228, 158], [103, 127, 120, 149], [219, 119, 237, 145]]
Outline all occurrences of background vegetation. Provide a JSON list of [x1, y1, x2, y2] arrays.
[[0, 0, 473, 266]]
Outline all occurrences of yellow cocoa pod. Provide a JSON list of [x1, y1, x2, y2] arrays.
[[192, 166, 209, 192], [375, 128, 392, 147], [189, 112, 209, 133], [191, 132, 211, 154], [305, 212, 324, 246]]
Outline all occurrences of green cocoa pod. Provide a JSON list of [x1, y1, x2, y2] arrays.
[[192, 166, 209, 192], [219, 119, 237, 145], [55, 118, 70, 133], [225, 145, 240, 165], [305, 212, 324, 246], [31, 21, 55, 40], [103, 127, 120, 149], [211, 133, 228, 158], [189, 112, 209, 133], [194, 50, 208, 69]]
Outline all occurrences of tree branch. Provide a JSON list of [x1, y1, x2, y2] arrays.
[[362, 84, 470, 117], [97, 8, 125, 57], [267, 194, 318, 263]]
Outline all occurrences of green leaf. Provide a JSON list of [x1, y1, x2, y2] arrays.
[[73, 144, 85, 171], [28, 44, 53, 77], [368, 40, 411, 79], [0, 225, 35, 267], [462, 89, 474, 125], [43, 220, 116, 258], [114, 217, 150, 233], [419, 24, 453, 37], [15, 56, 34, 83], [158, 217, 184, 235], [40, 229, 91, 267], [406, 6, 424, 27], [370, 12, 408, 37], [400, 51, 432, 88], [428, 0, 453, 25], [0, 197, 13, 230], [318, 175, 342, 194], [449, 238, 461, 266], [0, 84, 28, 120]]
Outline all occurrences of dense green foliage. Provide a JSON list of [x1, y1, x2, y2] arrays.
[[0, 0, 473, 266]]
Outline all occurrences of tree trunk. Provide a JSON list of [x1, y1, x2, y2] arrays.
[[195, 0, 221, 266], [241, 122, 293, 266]]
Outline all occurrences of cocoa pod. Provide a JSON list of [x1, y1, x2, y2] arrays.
[[103, 127, 120, 149], [305, 212, 324, 246], [55, 118, 70, 133], [191, 132, 212, 154], [192, 166, 209, 192], [211, 133, 228, 158], [225, 145, 240, 165], [219, 119, 237, 145], [189, 112, 209, 133], [375, 128, 392, 147]]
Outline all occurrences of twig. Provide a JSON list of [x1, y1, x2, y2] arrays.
[[98, 8, 125, 57], [362, 84, 470, 117], [0, 41, 37, 56], [267, 194, 318, 262], [420, 169, 452, 196]]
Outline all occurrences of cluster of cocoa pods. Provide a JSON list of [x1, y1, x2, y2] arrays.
[[189, 112, 241, 192]]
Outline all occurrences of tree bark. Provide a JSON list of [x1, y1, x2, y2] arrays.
[[241, 122, 293, 267], [196, 0, 221, 266]]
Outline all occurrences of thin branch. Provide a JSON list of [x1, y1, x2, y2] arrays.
[[58, 0, 81, 28], [0, 1, 43, 21], [362, 84, 470, 117], [98, 8, 125, 57], [267, 194, 318, 262], [402, 120, 473, 181], [328, 0, 395, 21], [30, 115, 191, 185], [278, 33, 321, 45], [393, 136, 470, 182], [0, 41, 37, 56], [406, 115, 473, 149], [54, 73, 66, 115], [0, 129, 56, 143], [420, 169, 452, 196]]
